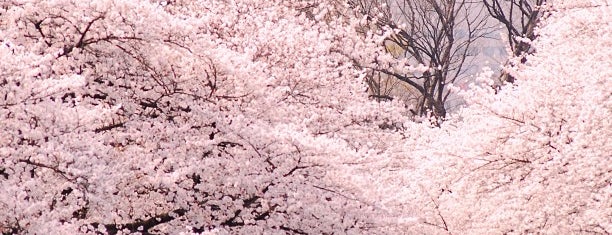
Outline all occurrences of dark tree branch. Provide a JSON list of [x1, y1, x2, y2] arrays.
[[90, 209, 187, 235]]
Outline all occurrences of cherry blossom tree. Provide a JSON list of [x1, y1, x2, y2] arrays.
[[1, 0, 610, 234], [0, 0, 407, 233], [337, 1, 611, 233]]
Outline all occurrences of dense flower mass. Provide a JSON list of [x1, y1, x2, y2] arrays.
[[0, 0, 610, 234]]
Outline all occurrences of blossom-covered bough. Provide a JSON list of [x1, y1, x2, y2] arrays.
[[0, 0, 406, 233], [347, 1, 611, 233]]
